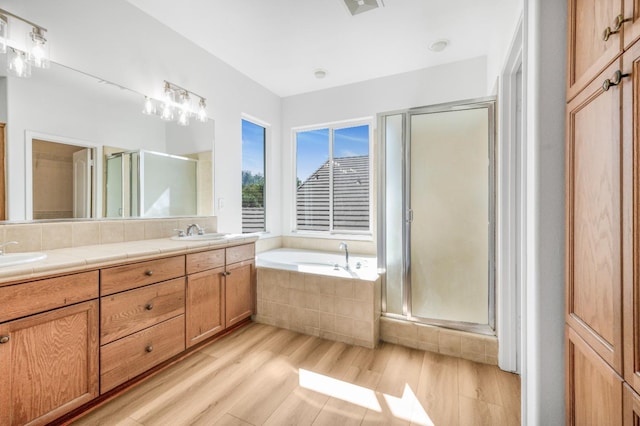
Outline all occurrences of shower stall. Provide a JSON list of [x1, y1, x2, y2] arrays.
[[105, 150, 198, 217], [378, 98, 496, 334]]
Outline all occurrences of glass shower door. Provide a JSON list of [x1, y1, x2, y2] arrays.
[[409, 105, 493, 327]]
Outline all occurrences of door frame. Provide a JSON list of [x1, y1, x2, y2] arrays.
[[496, 16, 524, 373], [25, 131, 101, 220]]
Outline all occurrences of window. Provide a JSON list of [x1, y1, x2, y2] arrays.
[[242, 119, 266, 233], [295, 122, 370, 233]]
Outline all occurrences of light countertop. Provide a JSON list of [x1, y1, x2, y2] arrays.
[[0, 234, 258, 287]]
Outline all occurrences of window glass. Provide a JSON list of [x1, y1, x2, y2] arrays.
[[242, 119, 266, 233]]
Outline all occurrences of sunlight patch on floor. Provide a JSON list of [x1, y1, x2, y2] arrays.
[[298, 369, 382, 411], [299, 368, 435, 425]]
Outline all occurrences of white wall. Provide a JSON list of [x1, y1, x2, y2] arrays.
[[522, 0, 566, 423], [486, 0, 526, 93], [0, 0, 282, 233], [281, 56, 488, 239]]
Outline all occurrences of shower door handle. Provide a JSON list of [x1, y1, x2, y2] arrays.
[[406, 209, 413, 223]]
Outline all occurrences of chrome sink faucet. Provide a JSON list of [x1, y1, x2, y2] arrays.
[[186, 224, 204, 236], [0, 241, 18, 256], [339, 241, 349, 270]]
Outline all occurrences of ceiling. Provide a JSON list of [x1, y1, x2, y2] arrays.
[[127, 0, 520, 97]]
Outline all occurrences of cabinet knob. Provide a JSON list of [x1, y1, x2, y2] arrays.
[[145, 345, 153, 353], [221, 271, 231, 276], [145, 270, 153, 277], [0, 335, 9, 344], [603, 14, 631, 41], [145, 303, 154, 311], [602, 70, 630, 91]]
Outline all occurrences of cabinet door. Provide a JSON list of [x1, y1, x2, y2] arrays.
[[623, 40, 640, 395], [0, 300, 99, 426], [225, 260, 254, 328], [566, 58, 624, 372], [186, 267, 225, 347], [567, 0, 623, 100], [624, 383, 640, 424], [566, 326, 623, 425], [624, 0, 640, 49]]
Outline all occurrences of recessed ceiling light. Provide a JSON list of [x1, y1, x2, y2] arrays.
[[314, 68, 328, 79], [428, 39, 449, 52]]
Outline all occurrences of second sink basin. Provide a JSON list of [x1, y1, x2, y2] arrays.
[[0, 252, 47, 268], [170, 233, 230, 241]]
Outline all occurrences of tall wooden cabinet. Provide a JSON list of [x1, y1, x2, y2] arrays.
[[566, 0, 640, 423]]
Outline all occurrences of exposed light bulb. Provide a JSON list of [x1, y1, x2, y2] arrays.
[[197, 98, 207, 122], [160, 102, 174, 121], [8, 49, 31, 78], [177, 109, 189, 126], [0, 15, 8, 54], [142, 96, 156, 115], [28, 27, 49, 69]]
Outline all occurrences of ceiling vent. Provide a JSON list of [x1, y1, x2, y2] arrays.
[[342, 0, 384, 16]]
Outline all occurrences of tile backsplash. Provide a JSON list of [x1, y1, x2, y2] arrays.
[[0, 216, 217, 253]]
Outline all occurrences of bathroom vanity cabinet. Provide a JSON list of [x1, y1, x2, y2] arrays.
[[0, 272, 100, 426], [185, 244, 255, 348], [0, 241, 255, 426], [566, 0, 640, 423]]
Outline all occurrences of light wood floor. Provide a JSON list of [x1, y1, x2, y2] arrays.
[[73, 323, 520, 426]]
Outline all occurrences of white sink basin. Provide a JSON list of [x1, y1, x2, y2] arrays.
[[0, 252, 47, 268], [170, 233, 230, 241]]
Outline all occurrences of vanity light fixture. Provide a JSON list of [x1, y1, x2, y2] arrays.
[[8, 48, 31, 78], [0, 15, 8, 53], [142, 96, 156, 115], [143, 80, 208, 126], [0, 8, 50, 77]]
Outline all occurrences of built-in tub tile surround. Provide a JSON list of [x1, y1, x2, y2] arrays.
[[255, 267, 381, 348], [380, 316, 499, 365], [0, 216, 217, 252]]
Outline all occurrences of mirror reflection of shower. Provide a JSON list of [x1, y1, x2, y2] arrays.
[[105, 150, 197, 218]]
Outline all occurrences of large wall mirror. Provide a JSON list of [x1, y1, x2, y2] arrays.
[[0, 55, 215, 222]]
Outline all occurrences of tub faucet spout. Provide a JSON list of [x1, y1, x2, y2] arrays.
[[338, 242, 349, 270]]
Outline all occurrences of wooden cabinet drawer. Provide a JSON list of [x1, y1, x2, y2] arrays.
[[101, 256, 185, 296], [100, 315, 185, 393], [101, 278, 185, 345], [186, 249, 225, 274], [0, 271, 98, 323], [226, 244, 254, 265]]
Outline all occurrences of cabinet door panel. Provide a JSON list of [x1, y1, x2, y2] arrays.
[[186, 267, 225, 347], [566, 59, 624, 371], [0, 300, 98, 426], [624, 384, 640, 424], [624, 0, 640, 49], [566, 327, 623, 425], [225, 260, 254, 328], [568, 0, 622, 99], [623, 38, 640, 395]]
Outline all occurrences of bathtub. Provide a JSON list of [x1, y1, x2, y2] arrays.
[[256, 248, 378, 280], [255, 248, 381, 348]]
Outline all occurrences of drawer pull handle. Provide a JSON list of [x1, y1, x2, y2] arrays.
[[602, 14, 631, 41], [603, 70, 630, 91], [0, 335, 9, 344], [145, 303, 154, 311], [145, 345, 153, 353], [221, 271, 231, 276], [145, 270, 153, 277]]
